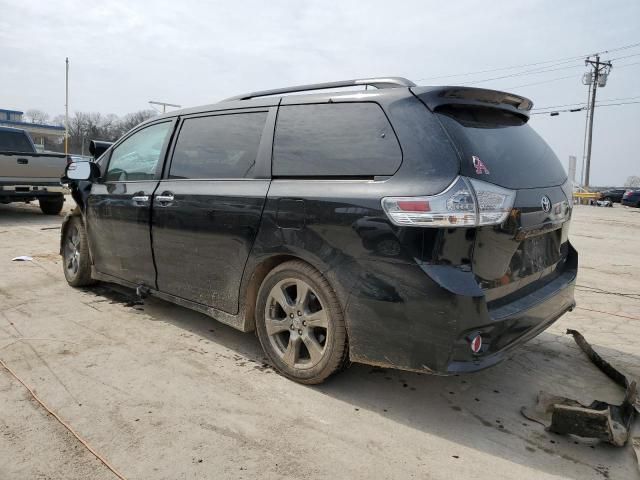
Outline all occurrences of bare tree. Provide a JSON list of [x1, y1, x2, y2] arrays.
[[25, 109, 50, 124], [625, 176, 640, 188], [114, 110, 157, 138], [47, 109, 159, 155]]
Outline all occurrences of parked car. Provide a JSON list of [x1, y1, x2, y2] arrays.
[[622, 189, 640, 207], [0, 126, 69, 214], [600, 188, 627, 203], [61, 77, 577, 384]]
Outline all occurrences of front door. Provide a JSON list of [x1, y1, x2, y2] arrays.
[[151, 109, 273, 313], [85, 121, 174, 287]]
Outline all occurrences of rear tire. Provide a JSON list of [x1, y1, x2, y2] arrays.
[[62, 216, 95, 287], [255, 260, 348, 384], [39, 196, 64, 215]]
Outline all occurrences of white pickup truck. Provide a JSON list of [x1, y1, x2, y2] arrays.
[[0, 126, 70, 215]]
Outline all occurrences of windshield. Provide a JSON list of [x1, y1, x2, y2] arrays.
[[435, 105, 567, 189]]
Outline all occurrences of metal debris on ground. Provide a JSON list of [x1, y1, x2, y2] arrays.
[[11, 255, 33, 262], [521, 329, 639, 469]]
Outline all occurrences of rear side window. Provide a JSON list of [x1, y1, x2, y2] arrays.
[[170, 112, 267, 179], [435, 104, 567, 189], [0, 130, 33, 153], [273, 103, 401, 177]]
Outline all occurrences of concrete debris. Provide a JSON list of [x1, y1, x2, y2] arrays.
[[522, 385, 635, 447], [522, 329, 639, 471]]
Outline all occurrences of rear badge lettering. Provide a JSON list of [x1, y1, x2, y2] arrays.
[[472, 155, 490, 175]]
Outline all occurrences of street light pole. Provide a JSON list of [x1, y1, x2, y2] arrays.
[[148, 101, 181, 113]]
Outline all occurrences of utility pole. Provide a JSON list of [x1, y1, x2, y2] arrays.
[[148, 100, 181, 113], [65, 57, 69, 155], [582, 55, 612, 188], [579, 79, 592, 187]]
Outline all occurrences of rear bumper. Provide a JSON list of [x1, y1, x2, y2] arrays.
[[446, 266, 576, 373], [0, 184, 66, 203], [622, 199, 639, 207], [345, 243, 577, 375]]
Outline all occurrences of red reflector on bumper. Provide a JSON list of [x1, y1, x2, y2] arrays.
[[470, 335, 482, 354]]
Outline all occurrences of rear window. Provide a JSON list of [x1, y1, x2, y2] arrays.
[[273, 103, 401, 177], [435, 105, 567, 189], [0, 130, 33, 153], [170, 112, 267, 179]]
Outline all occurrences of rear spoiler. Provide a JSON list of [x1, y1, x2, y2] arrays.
[[411, 86, 533, 120]]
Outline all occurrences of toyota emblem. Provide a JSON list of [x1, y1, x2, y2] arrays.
[[541, 196, 551, 213]]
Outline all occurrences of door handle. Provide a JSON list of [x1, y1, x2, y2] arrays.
[[17, 158, 28, 165], [132, 195, 149, 205], [155, 193, 174, 206]]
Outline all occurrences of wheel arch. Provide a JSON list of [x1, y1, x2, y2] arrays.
[[240, 252, 348, 333]]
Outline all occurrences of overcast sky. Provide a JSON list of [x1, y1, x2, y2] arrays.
[[1, 0, 638, 186]]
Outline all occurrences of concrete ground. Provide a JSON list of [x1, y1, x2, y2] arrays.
[[0, 198, 639, 480]]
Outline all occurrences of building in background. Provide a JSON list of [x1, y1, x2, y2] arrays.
[[567, 155, 577, 184], [0, 109, 64, 151]]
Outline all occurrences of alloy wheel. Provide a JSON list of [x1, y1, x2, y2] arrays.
[[265, 278, 329, 370], [64, 225, 81, 276]]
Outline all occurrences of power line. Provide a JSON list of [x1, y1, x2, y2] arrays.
[[596, 94, 640, 103], [609, 52, 640, 61], [530, 100, 640, 115], [605, 41, 640, 53], [530, 107, 586, 115], [612, 60, 640, 69], [461, 62, 585, 85], [414, 56, 585, 81], [504, 74, 579, 90], [473, 59, 640, 89], [505, 61, 640, 90], [531, 95, 640, 111], [598, 100, 640, 107], [414, 40, 640, 82]]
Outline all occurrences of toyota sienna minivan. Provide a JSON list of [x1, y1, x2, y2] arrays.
[[62, 77, 577, 384]]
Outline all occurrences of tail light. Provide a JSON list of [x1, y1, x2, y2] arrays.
[[381, 177, 516, 227]]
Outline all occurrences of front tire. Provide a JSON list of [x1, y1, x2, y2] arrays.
[[255, 261, 348, 384], [62, 216, 95, 287], [39, 196, 64, 215]]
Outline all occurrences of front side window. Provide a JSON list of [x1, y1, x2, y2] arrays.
[[272, 103, 402, 177], [105, 122, 172, 182], [169, 112, 267, 179]]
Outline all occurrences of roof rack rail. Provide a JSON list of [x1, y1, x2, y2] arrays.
[[220, 77, 416, 102]]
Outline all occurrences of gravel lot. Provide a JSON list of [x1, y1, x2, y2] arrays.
[[1, 198, 639, 480]]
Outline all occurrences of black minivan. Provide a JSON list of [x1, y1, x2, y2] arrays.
[[62, 77, 577, 384]]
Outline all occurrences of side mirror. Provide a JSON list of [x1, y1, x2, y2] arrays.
[[89, 140, 113, 160], [65, 161, 98, 181]]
